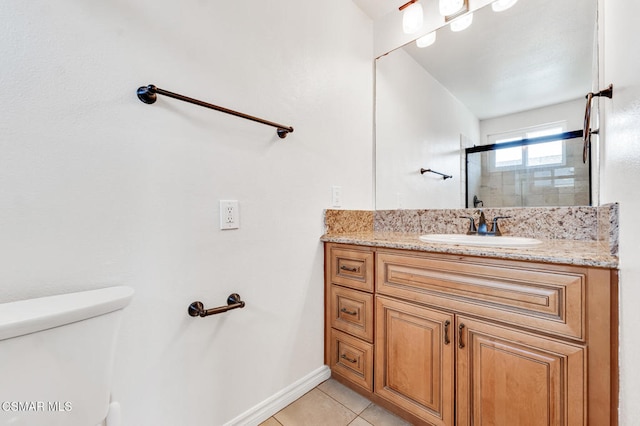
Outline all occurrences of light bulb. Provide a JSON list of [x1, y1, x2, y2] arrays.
[[439, 0, 464, 17], [416, 32, 437, 48], [492, 0, 518, 12], [450, 12, 473, 32], [403, 2, 424, 34]]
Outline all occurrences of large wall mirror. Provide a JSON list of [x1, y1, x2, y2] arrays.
[[375, 0, 598, 210]]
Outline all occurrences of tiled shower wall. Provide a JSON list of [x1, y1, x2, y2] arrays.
[[468, 138, 590, 207]]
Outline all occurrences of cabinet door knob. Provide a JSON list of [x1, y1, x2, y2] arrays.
[[341, 354, 358, 364], [340, 265, 360, 273], [340, 307, 358, 316], [458, 323, 466, 349], [444, 320, 451, 345]]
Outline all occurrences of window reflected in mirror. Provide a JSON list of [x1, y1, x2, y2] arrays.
[[466, 127, 590, 208]]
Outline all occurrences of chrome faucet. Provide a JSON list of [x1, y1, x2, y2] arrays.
[[461, 210, 511, 236]]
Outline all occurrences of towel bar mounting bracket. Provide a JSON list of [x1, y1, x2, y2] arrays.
[[583, 83, 613, 163]]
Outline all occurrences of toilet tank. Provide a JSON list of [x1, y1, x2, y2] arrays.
[[0, 286, 134, 426]]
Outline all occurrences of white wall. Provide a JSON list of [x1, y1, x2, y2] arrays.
[[375, 48, 479, 209], [599, 0, 640, 423], [0, 1, 373, 424]]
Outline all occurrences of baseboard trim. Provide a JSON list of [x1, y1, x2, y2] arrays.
[[223, 365, 331, 426]]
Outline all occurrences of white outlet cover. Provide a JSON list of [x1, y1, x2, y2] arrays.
[[219, 200, 239, 230]]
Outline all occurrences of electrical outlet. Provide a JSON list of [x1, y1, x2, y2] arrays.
[[219, 200, 239, 230], [331, 186, 342, 207]]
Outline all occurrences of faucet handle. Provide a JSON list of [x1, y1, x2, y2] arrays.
[[460, 216, 477, 235], [491, 216, 512, 236]]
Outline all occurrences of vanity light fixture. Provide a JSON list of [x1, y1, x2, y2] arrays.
[[439, 0, 469, 21], [491, 0, 518, 12], [450, 12, 473, 32], [416, 31, 437, 48], [400, 0, 424, 34]]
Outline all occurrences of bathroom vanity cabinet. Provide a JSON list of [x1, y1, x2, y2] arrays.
[[324, 242, 618, 426]]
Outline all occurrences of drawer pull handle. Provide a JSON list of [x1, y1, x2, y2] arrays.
[[340, 265, 360, 273], [341, 354, 358, 364], [458, 323, 466, 349], [444, 320, 451, 345], [340, 307, 358, 316]]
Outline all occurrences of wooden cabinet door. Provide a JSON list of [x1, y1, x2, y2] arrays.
[[456, 317, 586, 426], [375, 296, 455, 426]]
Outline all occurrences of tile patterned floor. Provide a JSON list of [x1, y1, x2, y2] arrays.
[[259, 379, 412, 426]]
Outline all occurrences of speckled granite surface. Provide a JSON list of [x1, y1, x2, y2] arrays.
[[321, 231, 616, 268], [323, 205, 619, 268], [324, 210, 373, 233], [598, 203, 619, 256]]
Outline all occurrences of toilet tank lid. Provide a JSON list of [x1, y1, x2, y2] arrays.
[[0, 286, 134, 341]]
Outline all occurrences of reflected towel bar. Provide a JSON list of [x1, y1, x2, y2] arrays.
[[188, 293, 246, 317], [421, 168, 452, 180], [137, 84, 294, 139]]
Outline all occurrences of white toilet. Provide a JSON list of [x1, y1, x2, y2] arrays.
[[0, 286, 134, 426]]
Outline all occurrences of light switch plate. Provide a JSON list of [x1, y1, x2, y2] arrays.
[[331, 186, 342, 207]]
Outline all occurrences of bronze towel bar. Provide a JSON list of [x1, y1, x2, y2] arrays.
[[421, 168, 452, 180], [137, 84, 294, 139], [188, 293, 245, 317]]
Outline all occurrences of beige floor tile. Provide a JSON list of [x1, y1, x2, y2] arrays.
[[259, 417, 282, 426], [359, 404, 412, 426], [317, 379, 371, 414], [274, 388, 358, 426], [349, 417, 374, 426]]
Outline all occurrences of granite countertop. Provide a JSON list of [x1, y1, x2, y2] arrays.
[[321, 231, 618, 268]]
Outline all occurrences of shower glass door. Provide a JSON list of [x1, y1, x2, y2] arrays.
[[465, 131, 590, 207]]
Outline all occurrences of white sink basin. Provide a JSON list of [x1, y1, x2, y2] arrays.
[[419, 234, 542, 248]]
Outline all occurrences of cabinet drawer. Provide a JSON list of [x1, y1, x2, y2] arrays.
[[328, 245, 374, 292], [377, 251, 586, 340], [330, 285, 374, 342], [329, 328, 373, 392]]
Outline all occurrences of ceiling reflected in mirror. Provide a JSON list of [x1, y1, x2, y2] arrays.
[[401, 0, 596, 120]]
